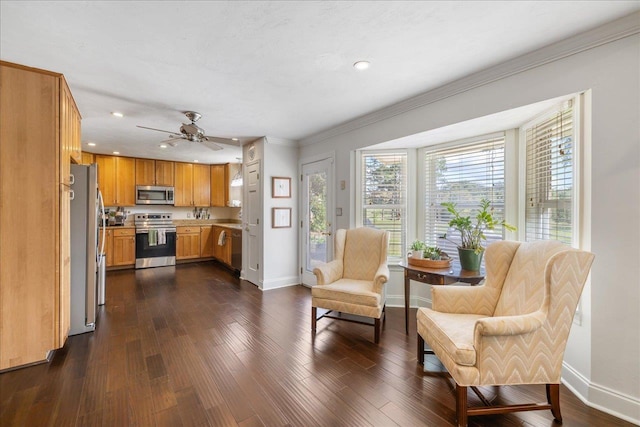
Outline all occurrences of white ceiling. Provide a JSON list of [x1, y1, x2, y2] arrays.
[[1, 1, 638, 163]]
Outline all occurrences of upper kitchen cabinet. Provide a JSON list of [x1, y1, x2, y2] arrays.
[[135, 159, 174, 187], [0, 61, 81, 370], [96, 155, 136, 206], [155, 160, 174, 186], [175, 162, 210, 207], [135, 158, 155, 186], [60, 79, 82, 165], [211, 163, 242, 207], [81, 152, 95, 165]]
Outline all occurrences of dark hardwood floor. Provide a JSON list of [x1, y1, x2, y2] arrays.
[[0, 262, 630, 426]]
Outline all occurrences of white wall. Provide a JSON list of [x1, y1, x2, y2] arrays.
[[299, 25, 640, 424], [262, 138, 299, 289]]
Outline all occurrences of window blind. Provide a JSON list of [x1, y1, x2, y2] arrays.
[[361, 152, 407, 258], [424, 137, 506, 263], [525, 104, 574, 244]]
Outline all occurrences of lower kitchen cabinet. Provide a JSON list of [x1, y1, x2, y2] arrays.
[[100, 227, 135, 268], [112, 228, 136, 266], [176, 226, 201, 260], [213, 226, 232, 266], [200, 226, 214, 258]]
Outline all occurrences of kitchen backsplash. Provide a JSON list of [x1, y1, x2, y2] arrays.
[[104, 205, 241, 221]]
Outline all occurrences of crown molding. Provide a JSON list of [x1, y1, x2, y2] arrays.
[[300, 11, 640, 147], [264, 136, 299, 147]]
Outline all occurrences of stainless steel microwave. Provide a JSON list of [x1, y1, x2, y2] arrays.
[[136, 186, 174, 205]]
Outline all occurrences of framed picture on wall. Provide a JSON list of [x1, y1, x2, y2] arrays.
[[272, 176, 291, 198], [272, 207, 292, 228]]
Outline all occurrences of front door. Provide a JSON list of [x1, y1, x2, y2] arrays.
[[244, 160, 261, 286], [300, 158, 334, 286]]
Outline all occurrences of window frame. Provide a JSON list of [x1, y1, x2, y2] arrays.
[[355, 149, 409, 262]]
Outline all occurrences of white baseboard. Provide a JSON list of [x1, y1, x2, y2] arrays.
[[260, 275, 299, 291], [386, 293, 431, 309]]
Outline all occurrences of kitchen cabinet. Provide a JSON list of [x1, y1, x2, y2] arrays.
[[175, 163, 210, 207], [176, 226, 201, 260], [155, 160, 175, 186], [0, 61, 80, 369], [99, 228, 114, 267], [135, 159, 175, 187], [112, 228, 136, 266], [96, 155, 136, 206], [135, 158, 155, 186], [211, 163, 242, 207], [213, 226, 232, 266], [200, 226, 214, 258], [81, 152, 95, 165]]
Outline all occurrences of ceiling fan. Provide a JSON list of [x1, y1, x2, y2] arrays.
[[137, 111, 236, 151]]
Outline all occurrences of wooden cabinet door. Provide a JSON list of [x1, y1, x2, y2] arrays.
[[99, 228, 115, 267], [81, 152, 94, 165], [112, 229, 135, 266], [177, 231, 200, 260], [96, 155, 117, 206], [213, 227, 232, 265], [174, 162, 194, 206], [135, 158, 155, 186], [116, 157, 136, 206], [200, 226, 214, 258], [60, 78, 82, 165], [155, 160, 174, 186], [193, 164, 210, 207], [210, 164, 227, 207]]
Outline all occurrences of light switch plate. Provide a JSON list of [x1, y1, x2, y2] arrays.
[[336, 207, 342, 216], [340, 180, 346, 190]]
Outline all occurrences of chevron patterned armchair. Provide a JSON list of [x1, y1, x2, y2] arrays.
[[416, 240, 594, 427], [312, 227, 390, 343]]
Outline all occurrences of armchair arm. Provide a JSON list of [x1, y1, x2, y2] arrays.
[[313, 259, 343, 285], [474, 310, 546, 338], [372, 264, 390, 294], [432, 285, 500, 316]]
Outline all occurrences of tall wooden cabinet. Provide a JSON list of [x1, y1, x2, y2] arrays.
[[175, 162, 210, 207], [96, 155, 136, 206], [0, 61, 80, 370]]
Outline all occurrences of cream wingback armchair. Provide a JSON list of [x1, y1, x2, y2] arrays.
[[417, 240, 594, 427], [312, 227, 390, 343]]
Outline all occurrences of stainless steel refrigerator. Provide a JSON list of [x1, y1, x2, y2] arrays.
[[69, 164, 105, 335]]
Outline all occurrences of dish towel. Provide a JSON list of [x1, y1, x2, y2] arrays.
[[218, 230, 226, 246], [158, 228, 166, 245], [148, 229, 158, 247]]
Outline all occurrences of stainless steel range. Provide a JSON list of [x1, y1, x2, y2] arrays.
[[134, 213, 176, 269]]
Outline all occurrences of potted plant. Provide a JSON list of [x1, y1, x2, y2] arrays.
[[440, 198, 516, 271], [409, 240, 426, 259]]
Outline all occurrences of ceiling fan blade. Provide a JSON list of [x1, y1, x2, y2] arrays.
[[160, 136, 184, 145], [199, 140, 223, 151], [137, 125, 182, 136], [204, 135, 237, 145]]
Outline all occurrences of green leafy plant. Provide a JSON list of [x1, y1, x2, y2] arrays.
[[423, 246, 448, 260], [440, 198, 516, 253], [409, 240, 426, 251]]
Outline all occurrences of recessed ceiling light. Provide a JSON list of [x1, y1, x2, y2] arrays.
[[232, 138, 239, 141], [111, 112, 124, 118], [193, 160, 199, 163], [87, 142, 96, 147], [113, 151, 120, 155], [353, 61, 370, 70], [159, 144, 167, 148]]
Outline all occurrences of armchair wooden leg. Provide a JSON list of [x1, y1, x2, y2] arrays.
[[456, 384, 468, 427], [417, 333, 425, 365], [311, 306, 317, 338], [374, 317, 381, 343], [547, 383, 562, 422]]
